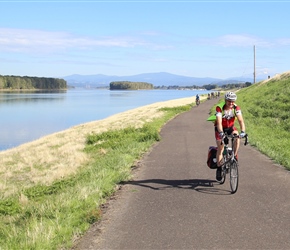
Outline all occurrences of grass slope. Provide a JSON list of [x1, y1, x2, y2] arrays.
[[0, 105, 192, 250], [237, 72, 290, 169]]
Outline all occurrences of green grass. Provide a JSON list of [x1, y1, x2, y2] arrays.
[[236, 76, 290, 169], [207, 76, 290, 169], [0, 104, 192, 250]]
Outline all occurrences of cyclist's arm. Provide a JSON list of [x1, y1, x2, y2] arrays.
[[216, 113, 223, 134], [236, 113, 245, 133]]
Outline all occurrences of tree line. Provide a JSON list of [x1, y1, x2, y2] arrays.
[[0, 75, 67, 90], [110, 81, 154, 90], [109, 81, 252, 91], [155, 82, 252, 90]]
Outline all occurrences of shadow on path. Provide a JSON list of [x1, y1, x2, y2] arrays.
[[123, 178, 232, 195]]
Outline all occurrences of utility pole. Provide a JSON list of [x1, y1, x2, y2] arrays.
[[253, 45, 256, 84]]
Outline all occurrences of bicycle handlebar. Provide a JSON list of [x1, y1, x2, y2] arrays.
[[221, 133, 248, 146], [244, 134, 248, 146]]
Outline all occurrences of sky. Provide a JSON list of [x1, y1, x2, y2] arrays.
[[0, 0, 290, 80]]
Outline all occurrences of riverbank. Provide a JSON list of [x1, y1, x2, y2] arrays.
[[0, 94, 207, 250], [0, 95, 205, 197]]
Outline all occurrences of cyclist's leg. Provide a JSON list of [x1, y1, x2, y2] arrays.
[[215, 130, 224, 181], [232, 128, 240, 158], [216, 140, 224, 166], [215, 130, 224, 166]]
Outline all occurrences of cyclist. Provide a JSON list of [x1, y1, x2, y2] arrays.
[[214, 92, 246, 181], [195, 94, 200, 105]]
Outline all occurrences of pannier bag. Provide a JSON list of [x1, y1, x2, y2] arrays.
[[207, 146, 218, 169]]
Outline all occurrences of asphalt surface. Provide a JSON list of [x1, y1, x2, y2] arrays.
[[74, 98, 290, 250]]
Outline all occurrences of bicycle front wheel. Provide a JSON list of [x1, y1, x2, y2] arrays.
[[219, 165, 226, 184], [229, 160, 239, 193]]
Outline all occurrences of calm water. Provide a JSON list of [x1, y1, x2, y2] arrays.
[[0, 89, 210, 151]]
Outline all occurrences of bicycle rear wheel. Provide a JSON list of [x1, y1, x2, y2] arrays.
[[230, 160, 239, 193]]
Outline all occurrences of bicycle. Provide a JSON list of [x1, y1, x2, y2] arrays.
[[196, 99, 200, 106], [218, 132, 248, 194]]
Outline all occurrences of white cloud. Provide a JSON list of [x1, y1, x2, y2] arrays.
[[197, 34, 275, 48], [277, 38, 290, 46], [217, 34, 257, 46], [0, 28, 159, 53]]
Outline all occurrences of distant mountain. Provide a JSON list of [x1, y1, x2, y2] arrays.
[[63, 72, 260, 88]]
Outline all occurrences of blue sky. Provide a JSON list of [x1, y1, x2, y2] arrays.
[[0, 1, 290, 80]]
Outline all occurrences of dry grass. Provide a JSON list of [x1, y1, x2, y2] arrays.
[[258, 70, 290, 85], [0, 95, 204, 197]]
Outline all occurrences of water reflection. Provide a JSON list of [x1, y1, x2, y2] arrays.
[[0, 90, 66, 103], [0, 89, 209, 151]]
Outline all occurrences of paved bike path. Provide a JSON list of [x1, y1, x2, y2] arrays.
[[75, 98, 290, 249]]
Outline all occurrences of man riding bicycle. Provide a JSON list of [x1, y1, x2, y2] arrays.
[[214, 92, 246, 181], [195, 94, 200, 105]]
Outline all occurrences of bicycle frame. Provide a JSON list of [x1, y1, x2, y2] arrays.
[[219, 133, 248, 193], [223, 134, 238, 164]]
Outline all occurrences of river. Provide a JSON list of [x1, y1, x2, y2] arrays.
[[0, 88, 210, 151]]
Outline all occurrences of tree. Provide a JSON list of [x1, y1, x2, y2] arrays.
[[0, 75, 67, 90], [110, 81, 153, 90]]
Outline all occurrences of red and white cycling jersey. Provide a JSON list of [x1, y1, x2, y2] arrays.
[[215, 104, 242, 128]]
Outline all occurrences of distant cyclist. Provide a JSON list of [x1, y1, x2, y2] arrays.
[[195, 94, 200, 106], [214, 92, 246, 181]]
